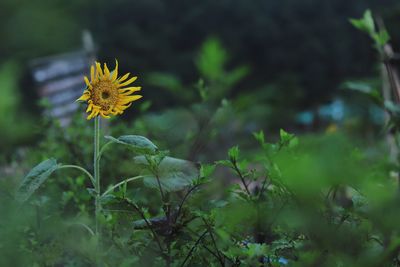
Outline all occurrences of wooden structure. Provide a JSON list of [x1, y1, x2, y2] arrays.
[[29, 31, 95, 126]]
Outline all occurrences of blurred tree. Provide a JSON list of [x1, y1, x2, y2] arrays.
[[94, 0, 400, 109], [0, 0, 399, 124]]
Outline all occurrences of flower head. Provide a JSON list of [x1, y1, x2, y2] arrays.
[[77, 61, 142, 120]]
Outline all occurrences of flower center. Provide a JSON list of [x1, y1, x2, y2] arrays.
[[92, 80, 118, 110], [101, 91, 110, 100]]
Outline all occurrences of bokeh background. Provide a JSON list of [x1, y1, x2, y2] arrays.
[[1, 0, 400, 160], [3, 1, 400, 266]]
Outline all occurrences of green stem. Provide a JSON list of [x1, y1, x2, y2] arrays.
[[94, 116, 101, 239], [101, 175, 145, 197], [58, 165, 95, 187]]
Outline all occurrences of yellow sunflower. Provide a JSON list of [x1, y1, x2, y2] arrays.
[[77, 61, 142, 120]]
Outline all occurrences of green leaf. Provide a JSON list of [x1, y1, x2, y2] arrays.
[[253, 130, 265, 144], [350, 9, 375, 35], [196, 37, 228, 81], [134, 156, 199, 192], [376, 29, 390, 46], [280, 129, 298, 148], [342, 81, 374, 94], [350, 10, 390, 50], [105, 135, 158, 154], [16, 158, 59, 202], [341, 81, 382, 104], [362, 9, 375, 34], [215, 159, 232, 168], [228, 146, 240, 161], [146, 72, 183, 92], [384, 100, 400, 116], [200, 164, 216, 178], [280, 129, 290, 141], [225, 65, 250, 87]]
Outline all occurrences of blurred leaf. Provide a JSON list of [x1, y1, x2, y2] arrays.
[[139, 100, 152, 113], [141, 109, 198, 146], [253, 130, 265, 145], [280, 129, 298, 148], [105, 135, 158, 154], [134, 156, 199, 192], [195, 79, 208, 101], [384, 100, 400, 116], [342, 81, 382, 105], [350, 9, 390, 50], [196, 37, 228, 81], [225, 65, 250, 87], [146, 72, 183, 91], [350, 10, 375, 35], [215, 159, 232, 168], [228, 146, 240, 161], [374, 29, 390, 47], [200, 164, 216, 178], [16, 158, 59, 202]]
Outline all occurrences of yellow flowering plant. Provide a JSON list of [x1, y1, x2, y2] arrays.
[[16, 61, 201, 264], [77, 61, 142, 119]]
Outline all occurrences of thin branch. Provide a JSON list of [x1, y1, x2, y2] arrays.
[[180, 230, 208, 267], [201, 243, 221, 262], [231, 161, 251, 195], [127, 200, 165, 254], [154, 171, 166, 202], [175, 184, 201, 223], [202, 218, 225, 267], [257, 176, 271, 201]]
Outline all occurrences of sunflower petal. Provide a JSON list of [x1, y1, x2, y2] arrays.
[[120, 95, 142, 103], [87, 109, 100, 120], [119, 87, 142, 94], [104, 63, 110, 78], [111, 59, 118, 81], [110, 109, 119, 115], [118, 76, 137, 87], [95, 62, 103, 77], [86, 103, 93, 112], [113, 107, 124, 114], [77, 90, 90, 102], [84, 76, 90, 86], [90, 65, 95, 82], [117, 72, 130, 82], [100, 111, 111, 119], [118, 102, 133, 110]]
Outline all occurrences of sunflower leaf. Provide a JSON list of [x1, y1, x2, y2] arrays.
[[105, 135, 158, 154], [134, 156, 199, 192], [16, 158, 59, 202]]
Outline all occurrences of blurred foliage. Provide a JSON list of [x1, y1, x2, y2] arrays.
[[0, 0, 399, 153], [0, 61, 35, 159], [1, 0, 400, 111], [2, 2, 400, 267], [350, 9, 391, 54], [2, 124, 400, 266]]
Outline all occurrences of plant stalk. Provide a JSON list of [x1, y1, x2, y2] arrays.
[[94, 116, 101, 239]]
